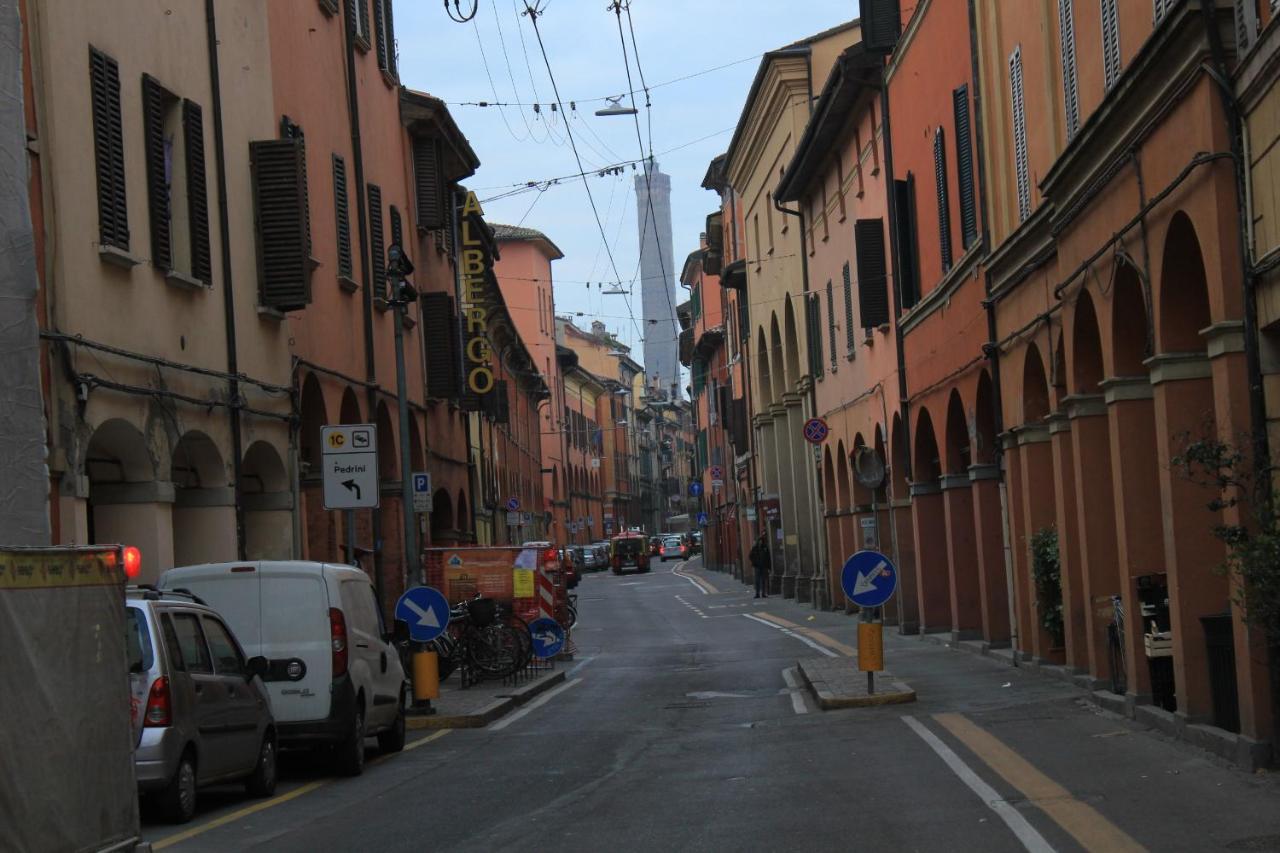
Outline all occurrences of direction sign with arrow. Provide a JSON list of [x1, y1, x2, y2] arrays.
[[840, 549, 898, 608], [321, 424, 379, 510], [394, 586, 451, 643], [527, 616, 566, 658]]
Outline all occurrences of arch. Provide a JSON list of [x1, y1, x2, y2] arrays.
[[783, 294, 801, 389], [836, 439, 852, 509], [822, 447, 835, 508], [891, 412, 910, 495], [1111, 261, 1149, 375], [770, 313, 785, 402], [339, 387, 362, 425], [299, 372, 327, 469], [409, 415, 425, 471], [873, 423, 889, 502], [1158, 211, 1211, 353], [84, 418, 154, 484], [974, 370, 997, 464], [851, 433, 873, 506], [170, 431, 227, 489], [1071, 291, 1104, 394], [456, 490, 469, 534], [756, 326, 774, 406], [944, 390, 971, 475], [1022, 343, 1051, 423], [430, 488, 454, 538], [913, 408, 942, 483], [376, 401, 398, 481], [1052, 331, 1068, 408], [242, 441, 288, 494]]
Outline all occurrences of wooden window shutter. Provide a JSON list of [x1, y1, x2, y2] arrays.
[[368, 183, 385, 299], [90, 47, 128, 249], [142, 75, 171, 268], [806, 295, 823, 379], [862, 0, 902, 53], [894, 175, 921, 309], [422, 291, 461, 399], [1010, 48, 1032, 222], [332, 155, 352, 279], [842, 262, 856, 353], [1235, 0, 1258, 52], [826, 280, 838, 372], [390, 204, 403, 249], [383, 0, 397, 76], [731, 398, 748, 450], [373, 0, 388, 71], [738, 294, 749, 342], [1100, 0, 1121, 89], [183, 100, 212, 285], [717, 385, 733, 432], [250, 138, 312, 311], [952, 86, 978, 251], [933, 128, 953, 272], [855, 218, 890, 329], [413, 137, 446, 230], [1059, 0, 1080, 139]]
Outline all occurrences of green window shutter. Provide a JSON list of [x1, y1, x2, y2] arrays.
[[826, 280, 838, 371], [332, 154, 352, 279], [368, 183, 385, 299], [90, 47, 128, 249], [373, 0, 389, 71], [842, 262, 855, 352], [390, 204, 403, 249], [250, 138, 312, 311], [934, 128, 952, 273], [953, 86, 977, 251], [422, 291, 461, 399], [893, 176, 921, 308], [413, 137, 446, 229], [183, 100, 212, 285], [856, 218, 890, 328], [142, 74, 171, 269]]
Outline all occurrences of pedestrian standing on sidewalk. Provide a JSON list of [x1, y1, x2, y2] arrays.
[[749, 533, 771, 599]]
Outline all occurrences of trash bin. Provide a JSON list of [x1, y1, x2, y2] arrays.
[[1200, 613, 1239, 734]]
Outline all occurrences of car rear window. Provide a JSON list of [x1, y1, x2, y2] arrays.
[[125, 607, 153, 673], [664, 538, 682, 547]]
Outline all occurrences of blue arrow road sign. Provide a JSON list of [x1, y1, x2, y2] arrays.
[[696, 511, 709, 526], [688, 481, 704, 497], [528, 617, 566, 659], [394, 586, 451, 643], [841, 550, 898, 608]]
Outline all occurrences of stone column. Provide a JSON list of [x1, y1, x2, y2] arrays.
[[172, 486, 238, 568], [1003, 438, 1033, 660], [755, 412, 782, 592], [245, 491, 294, 559], [1102, 376, 1163, 703], [89, 481, 177, 583], [1149, 353, 1228, 725], [970, 463, 1010, 646], [940, 474, 982, 640], [777, 399, 804, 599], [909, 480, 950, 632], [1048, 411, 1087, 672], [890, 497, 919, 632], [1016, 424, 1059, 662], [1064, 394, 1120, 686]]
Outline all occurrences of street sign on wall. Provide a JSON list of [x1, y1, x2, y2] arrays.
[[802, 417, 830, 445], [321, 424, 379, 510], [412, 472, 432, 513]]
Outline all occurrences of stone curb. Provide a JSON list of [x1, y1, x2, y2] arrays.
[[796, 658, 917, 709], [406, 670, 567, 729]]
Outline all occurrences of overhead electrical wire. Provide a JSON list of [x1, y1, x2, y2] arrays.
[[471, 18, 531, 142]]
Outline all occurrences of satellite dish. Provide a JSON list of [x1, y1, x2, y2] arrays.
[[854, 446, 886, 490]]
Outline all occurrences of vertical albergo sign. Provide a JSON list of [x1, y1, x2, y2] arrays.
[[460, 191, 494, 399]]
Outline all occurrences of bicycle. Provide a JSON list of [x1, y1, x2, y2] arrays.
[[1106, 594, 1126, 695], [426, 596, 530, 686], [556, 592, 578, 632]]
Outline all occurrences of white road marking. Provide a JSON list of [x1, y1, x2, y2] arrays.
[[567, 655, 595, 677], [675, 594, 708, 619], [489, 678, 584, 731], [743, 613, 839, 657], [781, 667, 811, 715], [901, 716, 1056, 853], [671, 561, 710, 594]]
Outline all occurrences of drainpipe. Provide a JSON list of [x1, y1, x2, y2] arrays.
[[341, 0, 383, 604], [204, 0, 246, 560]]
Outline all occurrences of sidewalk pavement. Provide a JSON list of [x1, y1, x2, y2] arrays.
[[407, 664, 566, 729]]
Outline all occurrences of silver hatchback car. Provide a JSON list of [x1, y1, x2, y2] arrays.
[[127, 588, 277, 823]]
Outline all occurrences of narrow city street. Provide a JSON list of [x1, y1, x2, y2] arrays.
[[144, 558, 1280, 853]]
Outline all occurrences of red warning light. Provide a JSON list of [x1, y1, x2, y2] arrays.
[[123, 546, 142, 579]]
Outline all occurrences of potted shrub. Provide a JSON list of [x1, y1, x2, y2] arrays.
[[1030, 527, 1065, 659]]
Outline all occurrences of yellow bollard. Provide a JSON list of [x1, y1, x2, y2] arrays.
[[858, 621, 884, 673], [413, 650, 439, 702]]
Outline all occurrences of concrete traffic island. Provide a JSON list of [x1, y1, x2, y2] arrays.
[[796, 657, 916, 709], [407, 668, 567, 729]]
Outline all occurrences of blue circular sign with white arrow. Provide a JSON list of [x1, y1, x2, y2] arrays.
[[528, 616, 566, 659], [394, 586, 451, 643], [688, 481, 703, 497], [840, 550, 898, 608]]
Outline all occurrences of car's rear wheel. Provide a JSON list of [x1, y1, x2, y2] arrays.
[[377, 690, 406, 754], [245, 734, 277, 797], [158, 751, 197, 823], [335, 706, 366, 777]]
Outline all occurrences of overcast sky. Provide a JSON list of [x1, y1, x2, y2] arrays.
[[396, 0, 857, 371]]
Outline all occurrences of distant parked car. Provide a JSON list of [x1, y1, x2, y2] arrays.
[[648, 536, 662, 557], [127, 587, 276, 823], [160, 561, 409, 779], [580, 547, 600, 571], [660, 536, 689, 562]]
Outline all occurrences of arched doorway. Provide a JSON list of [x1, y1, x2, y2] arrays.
[[1017, 343, 1060, 660], [171, 431, 235, 568], [942, 390, 981, 637], [431, 488, 454, 544], [298, 373, 333, 561], [85, 419, 164, 582], [243, 440, 292, 559], [912, 407, 948, 631], [972, 370, 1009, 643]]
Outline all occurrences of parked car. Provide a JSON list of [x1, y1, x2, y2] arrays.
[[660, 536, 689, 562], [690, 531, 703, 555], [580, 547, 600, 572], [648, 536, 662, 557], [127, 587, 276, 823], [609, 533, 651, 574], [160, 561, 409, 778], [592, 542, 611, 569]]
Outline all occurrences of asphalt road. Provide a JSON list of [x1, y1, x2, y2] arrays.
[[144, 558, 1280, 852]]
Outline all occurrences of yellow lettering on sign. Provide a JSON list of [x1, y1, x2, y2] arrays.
[[462, 249, 485, 275], [465, 307, 486, 334], [463, 277, 486, 304], [328, 433, 346, 448], [461, 191, 483, 217], [468, 367, 494, 394], [466, 336, 491, 363]]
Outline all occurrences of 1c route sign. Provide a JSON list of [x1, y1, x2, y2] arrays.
[[321, 424, 379, 510], [840, 549, 898, 608]]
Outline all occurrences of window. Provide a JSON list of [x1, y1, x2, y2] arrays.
[[422, 292, 461, 398], [1235, 0, 1259, 52], [368, 183, 385, 298], [413, 137, 446, 230], [854, 125, 866, 197], [349, 0, 371, 48], [821, 183, 830, 241], [202, 617, 245, 675], [765, 193, 774, 254], [332, 155, 353, 280], [169, 613, 212, 674], [1100, 0, 1121, 89], [842, 262, 856, 354], [953, 87, 978, 251], [933, 128, 952, 273], [141, 75, 211, 283], [1010, 48, 1032, 223], [752, 214, 761, 270], [390, 204, 403, 250], [126, 607, 154, 673], [251, 138, 313, 310], [373, 0, 397, 77], [836, 154, 847, 220], [1060, 0, 1080, 138], [826, 280, 838, 372], [90, 47, 128, 250], [806, 294, 823, 379], [855, 218, 890, 329]]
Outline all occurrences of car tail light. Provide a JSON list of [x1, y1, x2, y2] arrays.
[[122, 546, 141, 579], [144, 676, 171, 727], [329, 607, 348, 678], [542, 547, 558, 566]]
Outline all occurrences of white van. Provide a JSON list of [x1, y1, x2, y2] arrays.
[[160, 561, 408, 775]]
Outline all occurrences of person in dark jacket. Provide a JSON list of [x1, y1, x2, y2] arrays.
[[749, 533, 771, 598]]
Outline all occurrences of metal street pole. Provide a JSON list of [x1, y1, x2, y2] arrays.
[[387, 245, 419, 588]]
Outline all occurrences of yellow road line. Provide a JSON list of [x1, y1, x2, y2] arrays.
[[751, 612, 857, 657], [934, 713, 1147, 852], [675, 564, 717, 594], [152, 729, 452, 850]]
